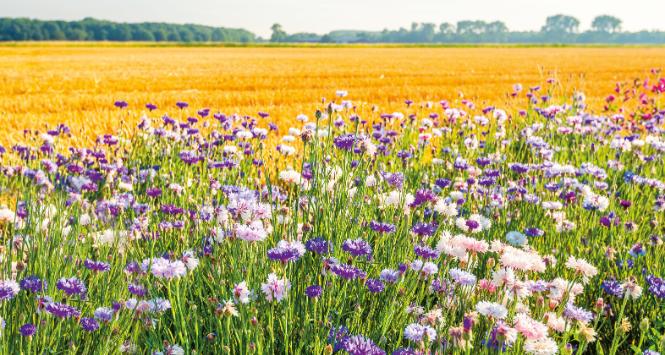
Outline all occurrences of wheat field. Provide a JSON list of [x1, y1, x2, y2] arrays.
[[1, 45, 665, 145]]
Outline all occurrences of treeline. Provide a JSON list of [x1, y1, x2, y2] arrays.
[[0, 17, 255, 42], [2, 15, 665, 44], [272, 15, 665, 44]]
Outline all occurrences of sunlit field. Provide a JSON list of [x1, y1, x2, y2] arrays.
[[0, 44, 665, 354], [2, 45, 665, 146]]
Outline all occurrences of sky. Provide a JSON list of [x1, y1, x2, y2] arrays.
[[2, 0, 663, 38]]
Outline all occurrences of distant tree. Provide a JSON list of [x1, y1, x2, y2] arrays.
[[485, 21, 508, 34], [483, 21, 508, 42], [457, 20, 487, 35], [438, 23, 455, 35], [43, 22, 66, 40], [211, 28, 226, 41], [66, 28, 87, 40], [270, 23, 287, 42], [167, 32, 181, 41], [178, 29, 194, 42], [320, 34, 333, 43], [592, 15, 622, 33], [418, 23, 436, 42], [153, 29, 167, 41], [542, 14, 580, 34], [108, 25, 131, 41], [133, 28, 155, 41], [284, 32, 321, 42]]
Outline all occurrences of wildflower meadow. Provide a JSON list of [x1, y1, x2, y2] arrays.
[[1, 72, 665, 354]]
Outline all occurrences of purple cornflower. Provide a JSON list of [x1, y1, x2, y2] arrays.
[[478, 176, 496, 186], [305, 238, 331, 255], [650, 235, 662, 246], [20, 276, 46, 293], [396, 150, 412, 161], [305, 285, 323, 298], [646, 275, 665, 299], [435, 178, 451, 189], [94, 307, 114, 322], [146, 103, 157, 111], [333, 134, 356, 150], [563, 304, 594, 324], [114, 101, 128, 109], [510, 163, 529, 174], [449, 268, 476, 286], [342, 335, 385, 355], [430, 278, 452, 294], [176, 101, 189, 109], [19, 323, 36, 337], [197, 109, 209, 118], [56, 277, 87, 298], [179, 150, 201, 165], [128, 283, 147, 297], [414, 244, 439, 260], [600, 214, 620, 228], [342, 239, 372, 260], [602, 278, 624, 297], [410, 189, 437, 208], [398, 263, 408, 274], [146, 187, 162, 198], [46, 302, 81, 318], [380, 269, 400, 283], [524, 227, 544, 237], [483, 323, 508, 352], [267, 243, 304, 263], [330, 263, 367, 280], [0, 280, 20, 301], [369, 221, 396, 234], [383, 172, 404, 188], [80, 317, 100, 332], [476, 157, 492, 166], [160, 204, 184, 215], [411, 222, 438, 237], [629, 243, 646, 257], [527, 280, 549, 293], [125, 261, 142, 274], [365, 279, 385, 293], [328, 325, 351, 352], [84, 259, 110, 272], [463, 315, 474, 332], [453, 158, 468, 170]]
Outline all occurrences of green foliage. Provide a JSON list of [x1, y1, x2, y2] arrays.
[[0, 17, 256, 43]]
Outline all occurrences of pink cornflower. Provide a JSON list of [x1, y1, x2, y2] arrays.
[[513, 313, 548, 341], [261, 273, 291, 302], [142, 258, 187, 280], [565, 256, 598, 281], [451, 234, 489, 254], [235, 221, 268, 242], [500, 246, 546, 273], [233, 281, 251, 304]]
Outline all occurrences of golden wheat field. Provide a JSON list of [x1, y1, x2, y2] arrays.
[[1, 44, 665, 145]]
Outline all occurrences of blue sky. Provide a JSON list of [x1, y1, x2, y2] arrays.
[[2, 0, 663, 37]]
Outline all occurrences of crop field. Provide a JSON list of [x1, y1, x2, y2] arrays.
[[0, 44, 664, 354], [2, 45, 665, 145]]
